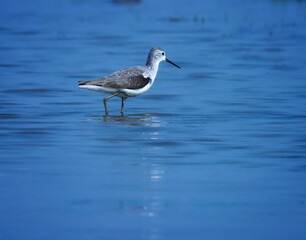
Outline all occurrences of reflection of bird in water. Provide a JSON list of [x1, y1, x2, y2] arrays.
[[79, 48, 180, 115], [86, 113, 167, 128], [105, 114, 167, 128]]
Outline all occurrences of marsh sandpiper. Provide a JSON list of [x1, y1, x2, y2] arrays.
[[78, 47, 180, 115]]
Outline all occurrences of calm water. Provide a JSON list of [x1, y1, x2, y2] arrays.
[[1, 0, 306, 239]]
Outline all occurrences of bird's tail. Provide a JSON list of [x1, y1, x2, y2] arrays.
[[78, 80, 87, 86]]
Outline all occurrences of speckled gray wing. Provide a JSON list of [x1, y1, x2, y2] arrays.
[[79, 67, 151, 90]]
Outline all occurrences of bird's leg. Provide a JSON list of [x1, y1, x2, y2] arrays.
[[120, 97, 126, 115], [103, 93, 119, 115], [103, 98, 108, 115]]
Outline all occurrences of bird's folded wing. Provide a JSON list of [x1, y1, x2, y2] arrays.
[[79, 67, 151, 89]]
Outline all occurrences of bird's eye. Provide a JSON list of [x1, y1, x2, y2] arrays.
[[161, 52, 165, 56]]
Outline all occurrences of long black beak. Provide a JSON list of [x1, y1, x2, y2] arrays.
[[166, 58, 181, 69]]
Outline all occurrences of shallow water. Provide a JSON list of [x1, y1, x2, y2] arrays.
[[1, 0, 306, 239]]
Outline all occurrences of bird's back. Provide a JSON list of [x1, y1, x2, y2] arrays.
[[79, 66, 150, 90]]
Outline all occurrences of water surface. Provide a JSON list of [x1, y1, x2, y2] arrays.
[[0, 0, 306, 239]]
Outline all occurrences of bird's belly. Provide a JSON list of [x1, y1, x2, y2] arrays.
[[120, 83, 152, 97], [79, 85, 118, 94]]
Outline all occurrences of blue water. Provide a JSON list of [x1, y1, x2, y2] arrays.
[[1, 0, 306, 239]]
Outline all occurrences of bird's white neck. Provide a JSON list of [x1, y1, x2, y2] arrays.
[[145, 60, 161, 81]]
